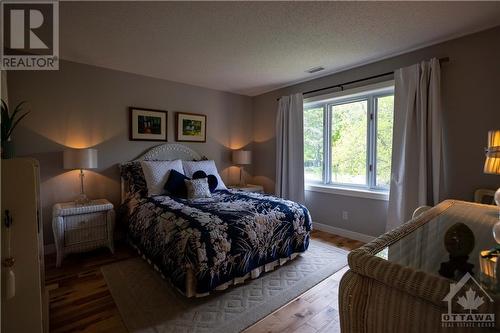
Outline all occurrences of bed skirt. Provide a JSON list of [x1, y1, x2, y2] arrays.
[[128, 239, 302, 298]]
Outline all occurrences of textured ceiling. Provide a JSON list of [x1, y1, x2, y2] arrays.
[[60, 2, 500, 96]]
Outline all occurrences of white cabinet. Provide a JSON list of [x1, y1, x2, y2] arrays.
[[1, 158, 47, 333]]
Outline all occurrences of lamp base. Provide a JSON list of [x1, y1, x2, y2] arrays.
[[496, 187, 500, 219], [75, 193, 91, 205], [239, 166, 247, 186], [75, 169, 92, 205]]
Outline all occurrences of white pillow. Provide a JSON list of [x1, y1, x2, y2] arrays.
[[182, 160, 227, 190], [140, 160, 184, 196]]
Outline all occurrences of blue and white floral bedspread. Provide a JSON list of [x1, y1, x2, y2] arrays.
[[125, 190, 312, 294]]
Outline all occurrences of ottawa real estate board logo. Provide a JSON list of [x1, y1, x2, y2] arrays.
[[1, 1, 59, 70], [442, 272, 495, 328]]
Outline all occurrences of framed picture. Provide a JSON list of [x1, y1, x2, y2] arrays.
[[176, 112, 207, 142], [129, 107, 168, 141]]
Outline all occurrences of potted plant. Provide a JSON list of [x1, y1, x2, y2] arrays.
[[1, 99, 30, 159]]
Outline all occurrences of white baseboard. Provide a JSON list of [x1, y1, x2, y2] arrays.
[[313, 222, 376, 243], [44, 243, 56, 255]]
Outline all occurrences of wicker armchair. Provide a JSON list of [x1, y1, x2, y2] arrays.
[[339, 200, 499, 333]]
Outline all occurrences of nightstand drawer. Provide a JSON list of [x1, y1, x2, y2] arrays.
[[65, 212, 107, 230], [53, 199, 115, 267], [64, 225, 107, 246]]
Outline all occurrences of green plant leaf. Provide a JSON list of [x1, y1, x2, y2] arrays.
[[1, 99, 9, 127], [2, 101, 30, 141], [1, 102, 12, 142], [9, 101, 27, 121], [6, 111, 30, 139], [1, 99, 7, 113], [1, 125, 8, 142]]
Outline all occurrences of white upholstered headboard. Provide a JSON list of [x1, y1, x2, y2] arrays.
[[132, 143, 201, 161], [120, 143, 202, 202]]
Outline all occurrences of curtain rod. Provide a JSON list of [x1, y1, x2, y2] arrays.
[[276, 57, 450, 101]]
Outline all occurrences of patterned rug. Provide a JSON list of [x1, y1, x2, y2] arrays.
[[101, 240, 348, 333]]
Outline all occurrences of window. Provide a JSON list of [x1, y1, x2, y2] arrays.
[[303, 81, 394, 195], [304, 106, 324, 182]]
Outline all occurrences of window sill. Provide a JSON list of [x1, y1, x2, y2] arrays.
[[305, 184, 389, 201]]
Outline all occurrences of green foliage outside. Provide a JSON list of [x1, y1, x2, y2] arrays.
[[304, 95, 394, 188], [331, 100, 367, 184], [375, 96, 394, 187], [304, 107, 323, 181]]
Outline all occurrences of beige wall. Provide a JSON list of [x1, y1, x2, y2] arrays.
[[251, 26, 500, 237], [1, 71, 7, 104], [7, 60, 253, 245], [6, 26, 500, 243]]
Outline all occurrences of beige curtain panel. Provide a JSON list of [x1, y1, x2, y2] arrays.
[[387, 58, 443, 231], [275, 93, 305, 204]]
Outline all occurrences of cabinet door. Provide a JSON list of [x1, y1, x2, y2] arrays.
[[1, 158, 44, 333]]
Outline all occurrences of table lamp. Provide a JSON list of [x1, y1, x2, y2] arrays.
[[479, 130, 500, 289], [232, 150, 252, 186], [485, 130, 500, 209], [63, 148, 98, 205]]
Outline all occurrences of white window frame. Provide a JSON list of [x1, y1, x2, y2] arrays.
[[304, 81, 394, 200]]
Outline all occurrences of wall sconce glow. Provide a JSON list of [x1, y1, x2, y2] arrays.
[[25, 111, 116, 148], [64, 136, 96, 149]]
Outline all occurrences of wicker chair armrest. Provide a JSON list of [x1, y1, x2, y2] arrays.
[[347, 200, 456, 307]]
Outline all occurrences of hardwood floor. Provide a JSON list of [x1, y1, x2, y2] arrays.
[[243, 230, 363, 333], [45, 230, 364, 333], [45, 244, 135, 333]]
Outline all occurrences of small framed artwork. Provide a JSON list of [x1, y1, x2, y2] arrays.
[[129, 107, 168, 141], [176, 112, 207, 142]]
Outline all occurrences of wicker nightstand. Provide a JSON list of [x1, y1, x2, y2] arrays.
[[52, 199, 115, 267], [227, 184, 264, 193]]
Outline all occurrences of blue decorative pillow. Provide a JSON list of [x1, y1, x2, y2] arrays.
[[164, 169, 189, 198], [206, 175, 218, 192], [192, 170, 207, 179], [192, 170, 218, 192]]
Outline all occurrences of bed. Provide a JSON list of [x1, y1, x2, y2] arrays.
[[120, 143, 312, 297]]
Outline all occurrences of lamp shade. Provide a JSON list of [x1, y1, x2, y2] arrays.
[[232, 150, 252, 165], [63, 148, 98, 170], [484, 130, 500, 175]]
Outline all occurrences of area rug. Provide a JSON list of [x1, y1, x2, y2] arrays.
[[101, 240, 348, 333]]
